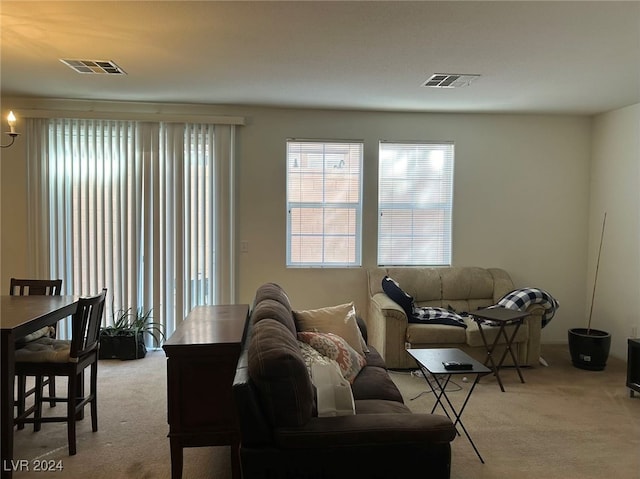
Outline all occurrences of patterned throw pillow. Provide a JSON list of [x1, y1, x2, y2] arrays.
[[297, 331, 366, 383], [297, 340, 339, 378], [294, 302, 367, 356]]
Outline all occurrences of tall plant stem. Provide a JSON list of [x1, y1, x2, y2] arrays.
[[587, 212, 607, 334]]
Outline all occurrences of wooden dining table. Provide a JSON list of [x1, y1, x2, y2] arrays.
[[0, 295, 79, 479]]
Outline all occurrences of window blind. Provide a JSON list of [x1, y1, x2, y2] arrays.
[[26, 118, 236, 340], [378, 141, 454, 266], [286, 140, 363, 267]]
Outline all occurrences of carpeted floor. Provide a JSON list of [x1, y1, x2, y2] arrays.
[[11, 344, 640, 478], [391, 344, 640, 479], [12, 350, 229, 479]]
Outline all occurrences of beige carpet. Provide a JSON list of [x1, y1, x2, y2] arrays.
[[12, 350, 231, 479], [391, 344, 640, 479], [11, 344, 640, 479]]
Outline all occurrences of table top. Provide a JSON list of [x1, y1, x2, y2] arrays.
[[407, 348, 491, 375], [471, 307, 530, 323], [0, 295, 79, 333], [163, 304, 249, 348]]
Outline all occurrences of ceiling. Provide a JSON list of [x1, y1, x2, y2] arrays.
[[1, 1, 639, 115]]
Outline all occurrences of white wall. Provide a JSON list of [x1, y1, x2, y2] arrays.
[[1, 98, 592, 349], [236, 107, 591, 349], [589, 103, 640, 359]]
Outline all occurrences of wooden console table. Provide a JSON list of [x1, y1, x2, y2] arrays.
[[163, 304, 249, 479]]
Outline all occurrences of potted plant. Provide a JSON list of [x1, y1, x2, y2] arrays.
[[568, 213, 612, 371], [99, 306, 165, 360]]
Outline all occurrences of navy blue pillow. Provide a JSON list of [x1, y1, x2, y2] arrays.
[[381, 276, 414, 318]]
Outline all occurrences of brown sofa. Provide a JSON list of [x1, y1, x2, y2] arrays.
[[367, 267, 545, 369], [232, 282, 456, 479]]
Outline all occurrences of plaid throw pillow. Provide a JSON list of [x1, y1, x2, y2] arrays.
[[496, 287, 560, 328], [410, 307, 467, 328]]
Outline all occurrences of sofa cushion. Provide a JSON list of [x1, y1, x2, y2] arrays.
[[363, 346, 386, 369], [251, 298, 297, 335], [383, 268, 442, 303], [440, 267, 496, 301], [298, 331, 366, 383], [253, 282, 293, 311], [407, 323, 467, 345], [354, 399, 412, 414], [351, 366, 404, 403], [248, 319, 314, 428], [294, 302, 366, 356]]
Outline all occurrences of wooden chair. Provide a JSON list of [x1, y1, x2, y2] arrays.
[[10, 278, 62, 297], [10, 278, 63, 428], [14, 289, 107, 455]]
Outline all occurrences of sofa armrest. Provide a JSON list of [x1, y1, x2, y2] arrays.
[[488, 268, 516, 302], [274, 413, 455, 448], [521, 304, 544, 365], [367, 292, 409, 368]]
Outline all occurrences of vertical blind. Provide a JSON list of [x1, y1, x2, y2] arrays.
[[286, 140, 363, 267], [26, 118, 236, 340], [378, 141, 454, 266]]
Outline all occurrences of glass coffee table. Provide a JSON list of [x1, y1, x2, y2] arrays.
[[407, 347, 491, 463]]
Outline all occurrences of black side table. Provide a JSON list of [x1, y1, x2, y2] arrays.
[[627, 338, 640, 398], [407, 348, 491, 463], [471, 307, 530, 392]]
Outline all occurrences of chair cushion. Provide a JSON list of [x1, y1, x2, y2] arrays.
[[15, 337, 71, 363], [15, 326, 55, 347]]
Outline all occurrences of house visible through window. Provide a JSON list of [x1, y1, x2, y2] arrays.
[[378, 141, 454, 266], [286, 140, 363, 267]]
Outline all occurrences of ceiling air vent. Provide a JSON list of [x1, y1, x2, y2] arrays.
[[423, 73, 480, 88], [60, 59, 126, 75]]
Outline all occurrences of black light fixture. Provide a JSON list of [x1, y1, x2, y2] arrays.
[[1, 111, 19, 149]]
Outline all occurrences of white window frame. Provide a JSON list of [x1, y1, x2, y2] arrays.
[[286, 139, 363, 267], [377, 141, 454, 266]]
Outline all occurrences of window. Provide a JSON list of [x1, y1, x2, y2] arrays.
[[26, 118, 237, 340], [286, 140, 363, 267], [378, 141, 454, 266]]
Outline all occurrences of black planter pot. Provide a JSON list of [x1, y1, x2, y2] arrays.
[[99, 332, 147, 360], [568, 328, 611, 371]]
